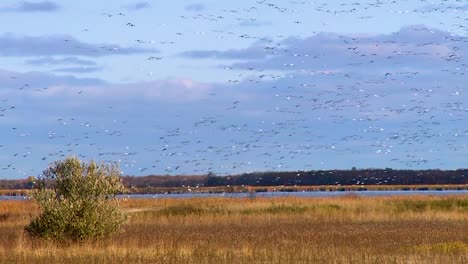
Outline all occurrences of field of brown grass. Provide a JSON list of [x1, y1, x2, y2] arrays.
[[0, 195, 467, 263]]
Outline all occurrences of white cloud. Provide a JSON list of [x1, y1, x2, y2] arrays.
[[0, 34, 157, 57], [0, 1, 59, 12], [181, 25, 467, 72], [124, 1, 151, 11], [17, 76, 212, 103]]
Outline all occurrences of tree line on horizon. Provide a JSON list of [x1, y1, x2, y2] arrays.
[[1, 168, 466, 190]]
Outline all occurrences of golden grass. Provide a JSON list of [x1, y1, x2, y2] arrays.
[[0, 195, 467, 263]]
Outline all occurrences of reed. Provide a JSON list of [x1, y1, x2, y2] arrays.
[[0, 195, 467, 263]]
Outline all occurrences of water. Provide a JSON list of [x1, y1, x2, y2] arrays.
[[1, 190, 467, 201], [0, 196, 30, 201], [119, 190, 468, 199]]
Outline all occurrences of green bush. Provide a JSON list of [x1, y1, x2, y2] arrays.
[[25, 157, 127, 241]]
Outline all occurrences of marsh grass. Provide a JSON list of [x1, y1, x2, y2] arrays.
[[156, 204, 228, 216], [390, 197, 468, 213], [415, 241, 468, 254], [0, 195, 467, 263]]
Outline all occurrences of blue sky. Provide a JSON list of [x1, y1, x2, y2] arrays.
[[0, 0, 467, 178]]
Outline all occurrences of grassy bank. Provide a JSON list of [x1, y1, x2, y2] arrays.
[[0, 195, 467, 263]]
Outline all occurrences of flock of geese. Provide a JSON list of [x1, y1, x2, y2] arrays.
[[0, 0, 467, 179]]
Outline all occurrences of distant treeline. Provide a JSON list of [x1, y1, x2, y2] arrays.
[[1, 169, 466, 190], [0, 177, 35, 190], [121, 169, 467, 188]]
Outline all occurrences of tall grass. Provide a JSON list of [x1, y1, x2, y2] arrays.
[[0, 195, 467, 263]]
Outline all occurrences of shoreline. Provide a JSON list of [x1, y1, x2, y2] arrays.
[[1, 184, 467, 197]]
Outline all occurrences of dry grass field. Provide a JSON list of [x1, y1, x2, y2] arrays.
[[0, 195, 467, 263]]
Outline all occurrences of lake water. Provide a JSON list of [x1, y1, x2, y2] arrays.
[[1, 190, 467, 201]]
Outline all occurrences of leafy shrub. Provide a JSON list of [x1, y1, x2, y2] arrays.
[[25, 157, 127, 241]]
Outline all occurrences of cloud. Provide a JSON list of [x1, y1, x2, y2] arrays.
[[185, 3, 205, 12], [124, 1, 150, 11], [181, 25, 467, 72], [0, 68, 104, 90], [0, 34, 157, 57], [176, 24, 467, 152], [25, 57, 97, 66], [181, 45, 267, 60], [39, 78, 213, 103], [52, 66, 102, 73], [0, 68, 212, 103], [0, 1, 59, 12]]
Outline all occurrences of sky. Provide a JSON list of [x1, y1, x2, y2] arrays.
[[0, 0, 467, 179]]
